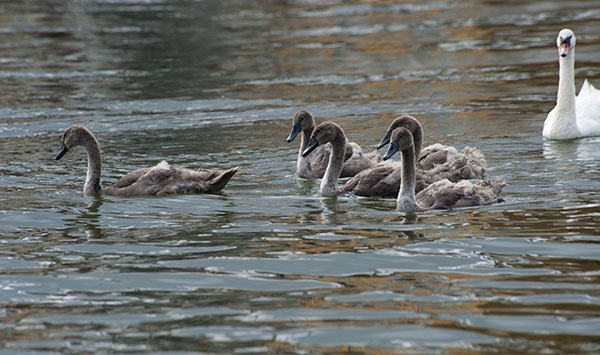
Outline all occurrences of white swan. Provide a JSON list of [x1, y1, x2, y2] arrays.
[[383, 128, 505, 212], [286, 110, 380, 178], [56, 125, 239, 196], [543, 29, 600, 140]]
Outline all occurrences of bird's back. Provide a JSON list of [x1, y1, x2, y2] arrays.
[[576, 79, 600, 137], [105, 161, 239, 196]]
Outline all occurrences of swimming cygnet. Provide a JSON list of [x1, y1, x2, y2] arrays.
[[287, 110, 380, 178], [378, 114, 486, 177], [383, 127, 505, 212], [343, 114, 486, 197], [301, 121, 351, 196], [56, 125, 239, 197]]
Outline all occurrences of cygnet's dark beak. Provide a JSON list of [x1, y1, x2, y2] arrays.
[[382, 141, 399, 161], [56, 142, 69, 161], [286, 122, 301, 143], [377, 130, 392, 149], [302, 136, 319, 157]]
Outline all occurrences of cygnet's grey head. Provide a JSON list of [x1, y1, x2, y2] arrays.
[[382, 127, 414, 161], [56, 125, 93, 161], [286, 110, 316, 143], [302, 121, 345, 157], [377, 114, 422, 149]]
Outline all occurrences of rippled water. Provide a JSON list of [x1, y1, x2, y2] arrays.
[[2, 0, 600, 353]]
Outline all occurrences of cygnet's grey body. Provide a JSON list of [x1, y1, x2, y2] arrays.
[[56, 125, 239, 197], [343, 114, 486, 197], [383, 127, 505, 212]]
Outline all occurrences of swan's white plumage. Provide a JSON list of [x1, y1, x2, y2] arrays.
[[575, 79, 600, 136], [543, 29, 600, 140]]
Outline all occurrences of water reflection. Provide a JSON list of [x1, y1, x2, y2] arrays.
[[294, 176, 318, 194], [82, 198, 104, 238], [543, 137, 600, 161], [319, 196, 346, 225], [61, 198, 104, 239]]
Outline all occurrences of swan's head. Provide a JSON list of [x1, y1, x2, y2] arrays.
[[286, 110, 316, 143], [56, 125, 93, 161], [382, 127, 414, 161], [556, 28, 575, 58], [377, 114, 422, 149], [302, 121, 345, 157]]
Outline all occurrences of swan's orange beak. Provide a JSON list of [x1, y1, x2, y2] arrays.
[[559, 42, 569, 57]]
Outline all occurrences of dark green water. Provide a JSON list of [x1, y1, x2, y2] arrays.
[[1, 0, 600, 353]]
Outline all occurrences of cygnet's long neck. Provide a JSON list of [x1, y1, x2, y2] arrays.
[[320, 135, 345, 197], [413, 126, 423, 161], [297, 126, 314, 173], [397, 145, 419, 212], [556, 49, 576, 114], [82, 133, 102, 196]]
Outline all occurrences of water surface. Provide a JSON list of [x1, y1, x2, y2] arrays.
[[1, 0, 600, 353]]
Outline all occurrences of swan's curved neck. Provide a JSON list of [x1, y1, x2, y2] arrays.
[[320, 135, 345, 197], [297, 126, 314, 173], [543, 49, 580, 139], [397, 146, 419, 212], [83, 134, 102, 196], [557, 50, 576, 110]]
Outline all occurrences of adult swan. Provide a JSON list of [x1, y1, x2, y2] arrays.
[[543, 29, 600, 140]]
